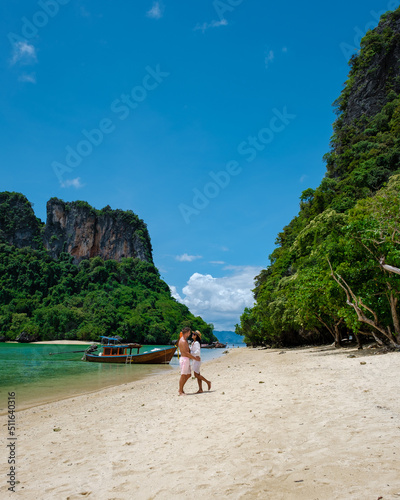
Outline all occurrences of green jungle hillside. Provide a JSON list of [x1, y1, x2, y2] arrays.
[[0, 193, 216, 344], [237, 7, 400, 349]]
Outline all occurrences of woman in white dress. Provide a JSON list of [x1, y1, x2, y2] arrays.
[[190, 330, 211, 393]]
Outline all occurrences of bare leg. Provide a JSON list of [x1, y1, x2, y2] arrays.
[[194, 372, 203, 393], [194, 372, 211, 392], [179, 374, 191, 395]]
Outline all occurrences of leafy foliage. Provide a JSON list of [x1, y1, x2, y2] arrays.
[[0, 194, 216, 344], [0, 243, 216, 343], [237, 8, 400, 347], [0, 192, 44, 248]]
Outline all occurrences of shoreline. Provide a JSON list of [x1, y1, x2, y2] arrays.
[[4, 340, 93, 345], [1, 347, 230, 416], [0, 343, 226, 415], [1, 346, 399, 499], [0, 365, 170, 417]]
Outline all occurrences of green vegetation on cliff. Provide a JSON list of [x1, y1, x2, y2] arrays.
[[237, 8, 400, 348], [0, 195, 215, 344], [0, 192, 43, 249]]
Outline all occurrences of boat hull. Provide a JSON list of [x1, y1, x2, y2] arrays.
[[84, 347, 176, 364]]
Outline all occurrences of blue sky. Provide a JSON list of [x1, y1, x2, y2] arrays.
[[1, 0, 398, 330]]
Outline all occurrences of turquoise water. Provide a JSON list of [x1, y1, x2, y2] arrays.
[[0, 343, 230, 413]]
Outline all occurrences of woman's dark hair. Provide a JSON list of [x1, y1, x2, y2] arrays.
[[192, 332, 200, 343]]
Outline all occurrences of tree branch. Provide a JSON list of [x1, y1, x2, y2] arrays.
[[381, 263, 400, 275], [327, 258, 397, 346]]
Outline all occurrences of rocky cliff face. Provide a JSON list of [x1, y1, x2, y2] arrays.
[[0, 192, 153, 264], [0, 192, 43, 249], [43, 199, 153, 264], [340, 9, 400, 126]]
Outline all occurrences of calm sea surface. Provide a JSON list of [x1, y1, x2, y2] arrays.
[[0, 343, 240, 413]]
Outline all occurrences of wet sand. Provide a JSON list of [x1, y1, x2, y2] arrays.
[[1, 346, 399, 499]]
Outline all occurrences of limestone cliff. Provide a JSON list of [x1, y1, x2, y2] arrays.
[[43, 199, 153, 264], [338, 9, 400, 125], [241, 6, 400, 348], [0, 192, 153, 264], [0, 192, 43, 249]]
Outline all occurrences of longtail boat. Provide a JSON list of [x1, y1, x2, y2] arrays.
[[83, 336, 176, 364]]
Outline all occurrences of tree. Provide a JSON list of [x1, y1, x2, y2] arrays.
[[328, 177, 400, 347]]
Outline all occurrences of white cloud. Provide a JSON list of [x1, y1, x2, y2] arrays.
[[265, 50, 274, 68], [173, 265, 262, 330], [11, 41, 37, 66], [18, 73, 36, 84], [299, 174, 307, 183], [194, 19, 228, 33], [61, 177, 84, 189], [169, 285, 182, 301], [176, 253, 202, 262], [210, 261, 225, 265], [147, 1, 163, 19]]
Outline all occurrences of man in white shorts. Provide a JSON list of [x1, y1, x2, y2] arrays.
[[178, 327, 200, 396]]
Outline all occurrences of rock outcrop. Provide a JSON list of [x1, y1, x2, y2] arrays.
[[340, 9, 400, 125], [0, 192, 153, 264], [0, 192, 43, 249], [16, 331, 38, 343], [43, 198, 153, 264]]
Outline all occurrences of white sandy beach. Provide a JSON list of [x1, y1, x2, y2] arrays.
[[1, 346, 400, 499]]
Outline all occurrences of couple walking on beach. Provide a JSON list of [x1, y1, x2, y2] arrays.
[[178, 327, 211, 396]]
